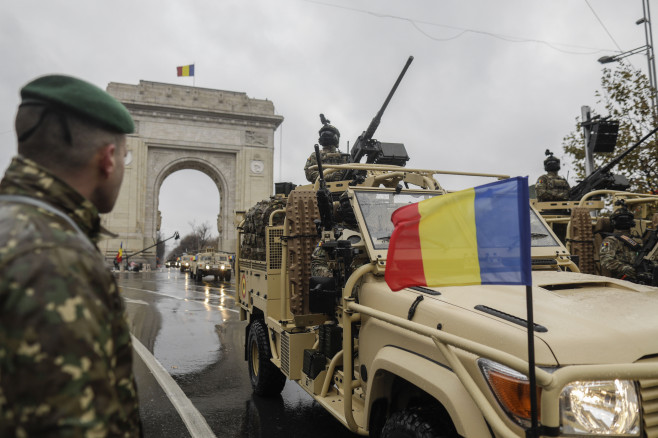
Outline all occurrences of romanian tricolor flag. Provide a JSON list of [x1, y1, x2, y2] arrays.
[[116, 242, 123, 263], [385, 177, 532, 291], [177, 64, 195, 77]]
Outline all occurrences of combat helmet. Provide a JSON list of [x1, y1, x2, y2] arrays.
[[610, 200, 636, 230], [544, 149, 560, 172], [318, 113, 340, 147]]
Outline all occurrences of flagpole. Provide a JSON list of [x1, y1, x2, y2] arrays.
[[525, 284, 539, 438]]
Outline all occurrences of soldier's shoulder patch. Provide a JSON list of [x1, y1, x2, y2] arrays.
[[600, 241, 610, 253]]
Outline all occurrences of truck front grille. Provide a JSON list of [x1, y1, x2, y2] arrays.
[[641, 375, 658, 438]]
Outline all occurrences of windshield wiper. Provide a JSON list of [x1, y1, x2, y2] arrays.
[[531, 232, 548, 239]]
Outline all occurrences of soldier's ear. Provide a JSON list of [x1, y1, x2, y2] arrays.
[[98, 143, 117, 179]]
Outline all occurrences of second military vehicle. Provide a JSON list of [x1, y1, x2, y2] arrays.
[[191, 248, 232, 282]]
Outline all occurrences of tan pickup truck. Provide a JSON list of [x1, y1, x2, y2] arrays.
[[236, 162, 658, 438]]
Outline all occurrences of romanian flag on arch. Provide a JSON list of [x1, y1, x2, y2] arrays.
[[385, 177, 532, 291], [177, 64, 195, 77]]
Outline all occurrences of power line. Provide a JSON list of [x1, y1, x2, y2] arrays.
[[584, 0, 624, 52], [305, 0, 615, 55]]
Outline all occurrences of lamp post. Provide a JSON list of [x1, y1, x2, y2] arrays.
[[597, 0, 657, 118]]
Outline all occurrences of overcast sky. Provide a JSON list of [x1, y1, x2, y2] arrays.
[[0, 0, 652, 250]]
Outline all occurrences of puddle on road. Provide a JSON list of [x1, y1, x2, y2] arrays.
[[152, 292, 226, 376]]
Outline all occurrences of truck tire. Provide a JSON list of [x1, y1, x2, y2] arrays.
[[224, 271, 231, 282], [381, 407, 449, 438], [247, 319, 286, 396]]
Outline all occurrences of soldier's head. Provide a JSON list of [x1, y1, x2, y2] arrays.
[[611, 201, 636, 230], [318, 124, 340, 148], [544, 149, 560, 172], [335, 191, 357, 228], [15, 75, 134, 213]]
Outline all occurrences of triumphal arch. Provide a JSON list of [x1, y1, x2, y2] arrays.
[[98, 80, 283, 265]]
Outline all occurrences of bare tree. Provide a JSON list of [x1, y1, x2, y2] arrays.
[[166, 221, 216, 260], [189, 220, 215, 251]]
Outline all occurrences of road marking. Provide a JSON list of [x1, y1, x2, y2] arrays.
[[123, 297, 149, 306], [131, 335, 217, 438], [121, 286, 239, 314]]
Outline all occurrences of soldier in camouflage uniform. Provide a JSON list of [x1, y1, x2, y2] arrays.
[[0, 75, 142, 436], [536, 150, 571, 202], [311, 192, 359, 277], [600, 205, 641, 280], [304, 121, 349, 183]]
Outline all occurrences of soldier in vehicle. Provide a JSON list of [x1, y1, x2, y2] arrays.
[[304, 115, 349, 183], [536, 149, 571, 202], [600, 201, 641, 280], [311, 192, 360, 277]]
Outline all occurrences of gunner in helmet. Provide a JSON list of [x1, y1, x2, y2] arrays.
[[304, 114, 349, 183], [536, 149, 571, 202]]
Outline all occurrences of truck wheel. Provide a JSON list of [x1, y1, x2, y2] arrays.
[[225, 271, 231, 282], [247, 319, 286, 396], [381, 407, 449, 438]]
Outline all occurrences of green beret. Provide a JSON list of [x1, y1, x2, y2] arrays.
[[20, 74, 134, 134]]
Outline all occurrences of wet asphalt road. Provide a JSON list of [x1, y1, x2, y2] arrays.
[[117, 268, 360, 438]]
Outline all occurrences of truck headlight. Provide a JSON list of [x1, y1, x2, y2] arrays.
[[560, 380, 639, 436], [205, 265, 210, 270], [220, 264, 225, 270], [479, 358, 539, 427]]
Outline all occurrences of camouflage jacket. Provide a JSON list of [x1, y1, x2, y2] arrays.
[[535, 172, 570, 202], [0, 156, 142, 437], [600, 231, 641, 279], [304, 146, 349, 183]]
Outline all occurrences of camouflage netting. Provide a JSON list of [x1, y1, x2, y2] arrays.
[[241, 195, 287, 261]]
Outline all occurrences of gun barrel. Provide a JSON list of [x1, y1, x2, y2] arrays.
[[314, 144, 325, 182], [363, 56, 414, 140]]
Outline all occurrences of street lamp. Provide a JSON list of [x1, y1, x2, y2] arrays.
[[597, 45, 649, 64], [596, 0, 657, 118]]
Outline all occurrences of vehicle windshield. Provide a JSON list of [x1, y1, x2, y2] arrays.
[[354, 190, 559, 250]]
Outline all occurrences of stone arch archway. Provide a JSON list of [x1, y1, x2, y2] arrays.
[[99, 80, 283, 266], [152, 156, 229, 247]]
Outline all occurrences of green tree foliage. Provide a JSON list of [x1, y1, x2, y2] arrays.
[[562, 63, 658, 193]]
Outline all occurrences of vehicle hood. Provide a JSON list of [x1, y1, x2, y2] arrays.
[[431, 271, 658, 365]]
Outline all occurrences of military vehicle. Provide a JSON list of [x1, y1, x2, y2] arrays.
[[179, 253, 194, 272], [236, 58, 658, 437], [533, 129, 658, 284], [533, 190, 658, 282], [191, 248, 232, 282]]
